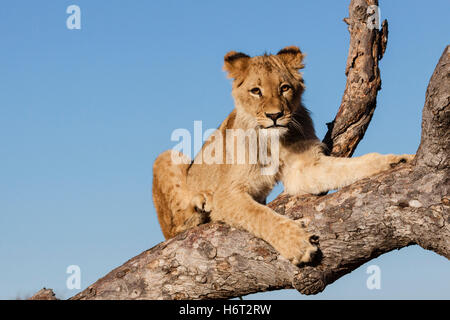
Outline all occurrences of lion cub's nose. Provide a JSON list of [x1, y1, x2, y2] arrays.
[[265, 111, 284, 122]]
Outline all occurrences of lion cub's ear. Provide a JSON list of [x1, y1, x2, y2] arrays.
[[277, 46, 305, 70], [223, 51, 250, 79]]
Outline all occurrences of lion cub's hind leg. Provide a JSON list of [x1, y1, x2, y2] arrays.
[[152, 150, 213, 239]]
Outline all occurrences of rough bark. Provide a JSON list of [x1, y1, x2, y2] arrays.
[[415, 46, 450, 170], [323, 0, 388, 157], [66, 170, 448, 299], [30, 2, 449, 300]]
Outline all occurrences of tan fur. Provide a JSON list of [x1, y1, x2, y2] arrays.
[[152, 46, 414, 265]]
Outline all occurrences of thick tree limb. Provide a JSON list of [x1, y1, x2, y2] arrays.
[[323, 0, 388, 157], [416, 46, 450, 170], [68, 167, 448, 299]]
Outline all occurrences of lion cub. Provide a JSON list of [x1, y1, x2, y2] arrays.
[[152, 46, 413, 265]]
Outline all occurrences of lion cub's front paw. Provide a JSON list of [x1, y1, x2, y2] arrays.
[[178, 192, 213, 233], [274, 220, 319, 266], [191, 191, 213, 222], [387, 154, 415, 168]]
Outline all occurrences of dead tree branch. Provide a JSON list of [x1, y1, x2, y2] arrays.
[[323, 0, 388, 157]]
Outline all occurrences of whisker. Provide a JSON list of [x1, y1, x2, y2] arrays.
[[289, 118, 305, 138]]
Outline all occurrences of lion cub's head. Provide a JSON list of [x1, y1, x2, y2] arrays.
[[223, 46, 306, 135]]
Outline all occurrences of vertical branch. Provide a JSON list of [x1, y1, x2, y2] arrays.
[[415, 45, 450, 169], [322, 0, 388, 157]]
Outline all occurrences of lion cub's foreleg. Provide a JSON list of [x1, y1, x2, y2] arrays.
[[210, 189, 318, 265], [283, 152, 415, 195], [152, 150, 212, 239]]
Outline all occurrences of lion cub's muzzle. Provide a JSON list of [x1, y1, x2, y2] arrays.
[[262, 111, 290, 129]]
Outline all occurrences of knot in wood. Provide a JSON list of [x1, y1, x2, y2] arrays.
[[197, 240, 217, 259]]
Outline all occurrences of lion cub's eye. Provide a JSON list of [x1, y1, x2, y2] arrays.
[[280, 84, 291, 93], [250, 87, 262, 96]]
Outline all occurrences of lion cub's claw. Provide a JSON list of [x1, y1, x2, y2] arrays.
[[389, 154, 415, 168], [275, 220, 319, 266], [290, 237, 319, 266], [191, 191, 213, 222]]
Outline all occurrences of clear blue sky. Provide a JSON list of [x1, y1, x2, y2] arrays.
[[0, 1, 449, 299]]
